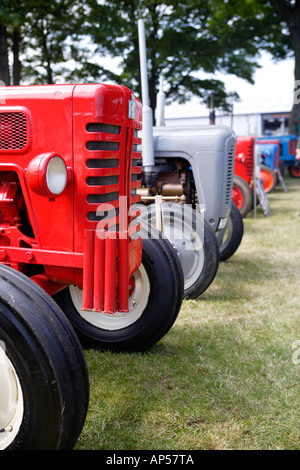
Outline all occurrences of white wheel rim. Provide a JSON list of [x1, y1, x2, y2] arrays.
[[163, 214, 204, 290], [0, 341, 24, 450], [69, 262, 150, 330], [143, 206, 204, 290]]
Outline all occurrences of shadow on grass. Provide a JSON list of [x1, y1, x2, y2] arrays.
[[77, 247, 297, 448], [77, 313, 296, 450], [197, 253, 293, 302], [76, 175, 300, 449]]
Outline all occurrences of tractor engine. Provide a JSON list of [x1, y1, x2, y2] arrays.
[[138, 158, 197, 206]]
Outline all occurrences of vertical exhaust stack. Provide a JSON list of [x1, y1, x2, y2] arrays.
[[156, 76, 165, 127], [138, 19, 157, 187]]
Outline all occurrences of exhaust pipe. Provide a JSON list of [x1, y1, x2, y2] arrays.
[[138, 19, 156, 187], [156, 76, 165, 127]]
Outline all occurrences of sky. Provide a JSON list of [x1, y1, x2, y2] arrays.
[[164, 52, 295, 119]]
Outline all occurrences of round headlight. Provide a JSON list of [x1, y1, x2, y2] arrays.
[[46, 156, 67, 195], [26, 153, 68, 198], [236, 153, 245, 163]]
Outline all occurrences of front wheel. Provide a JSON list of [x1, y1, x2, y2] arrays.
[[232, 175, 253, 218], [288, 164, 300, 178], [216, 202, 244, 261], [54, 228, 184, 352], [0, 265, 89, 450], [260, 164, 277, 192]]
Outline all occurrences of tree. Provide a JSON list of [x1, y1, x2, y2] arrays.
[[266, 0, 300, 134], [0, 0, 91, 86], [1, 0, 297, 134], [85, 0, 273, 117], [21, 0, 87, 84], [0, 22, 9, 85], [210, 0, 298, 133], [0, 0, 27, 85]]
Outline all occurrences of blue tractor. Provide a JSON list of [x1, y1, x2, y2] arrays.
[[257, 134, 299, 178], [256, 139, 282, 192]]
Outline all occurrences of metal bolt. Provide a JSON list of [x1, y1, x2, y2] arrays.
[[0, 426, 13, 433], [25, 251, 34, 261]]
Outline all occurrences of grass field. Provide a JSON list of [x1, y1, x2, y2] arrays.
[[75, 174, 300, 450]]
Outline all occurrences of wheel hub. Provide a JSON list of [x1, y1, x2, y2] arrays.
[[160, 209, 204, 290], [0, 341, 23, 449]]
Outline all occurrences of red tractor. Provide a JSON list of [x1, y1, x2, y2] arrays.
[[232, 136, 255, 217], [0, 83, 183, 449], [233, 136, 270, 217]]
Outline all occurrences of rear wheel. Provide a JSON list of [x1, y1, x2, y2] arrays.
[[216, 202, 244, 261], [54, 227, 184, 352], [0, 265, 89, 450], [288, 164, 300, 178], [138, 203, 219, 299], [260, 164, 277, 192], [232, 175, 253, 218]]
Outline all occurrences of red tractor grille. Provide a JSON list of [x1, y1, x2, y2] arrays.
[[81, 120, 142, 312], [0, 112, 27, 150], [85, 123, 121, 231], [129, 129, 142, 233], [84, 122, 141, 234], [246, 142, 254, 178]]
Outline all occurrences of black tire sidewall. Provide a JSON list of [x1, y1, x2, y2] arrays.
[[184, 219, 219, 299], [233, 175, 253, 218], [0, 265, 89, 450], [288, 165, 300, 178], [0, 304, 62, 450], [218, 202, 244, 262]]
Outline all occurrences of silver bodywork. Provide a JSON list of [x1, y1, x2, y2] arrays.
[[152, 125, 236, 233]]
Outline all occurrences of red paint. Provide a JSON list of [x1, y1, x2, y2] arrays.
[[0, 84, 143, 313], [234, 136, 255, 184]]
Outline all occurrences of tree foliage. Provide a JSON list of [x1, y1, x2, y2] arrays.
[[0, 0, 86, 85], [0, 0, 299, 124], [82, 0, 297, 116], [265, 0, 300, 133], [84, 0, 267, 113], [211, 0, 299, 132]]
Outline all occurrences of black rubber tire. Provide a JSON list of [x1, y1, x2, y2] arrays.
[[185, 219, 219, 299], [216, 202, 244, 262], [0, 264, 89, 450], [232, 175, 253, 218], [288, 164, 300, 178], [138, 203, 219, 300], [54, 227, 184, 352]]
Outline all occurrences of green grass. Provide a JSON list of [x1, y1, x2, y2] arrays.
[[75, 174, 300, 450]]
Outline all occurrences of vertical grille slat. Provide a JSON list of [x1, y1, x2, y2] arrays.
[[84, 121, 142, 233], [85, 122, 120, 229], [246, 143, 254, 178], [225, 144, 235, 207], [130, 130, 142, 206]]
